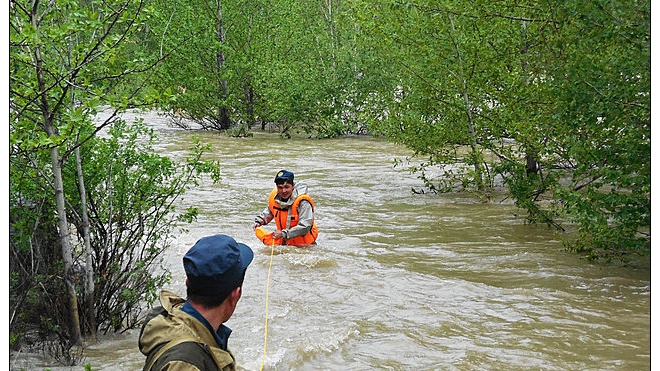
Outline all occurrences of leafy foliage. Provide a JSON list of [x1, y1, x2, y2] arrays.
[[69, 120, 221, 332], [144, 0, 374, 137], [351, 0, 650, 259], [10, 116, 221, 345], [9, 0, 221, 354]]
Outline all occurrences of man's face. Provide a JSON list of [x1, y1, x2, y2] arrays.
[[276, 182, 294, 199]]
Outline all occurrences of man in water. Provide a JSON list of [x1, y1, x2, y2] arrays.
[[253, 170, 318, 246], [139, 234, 254, 371]]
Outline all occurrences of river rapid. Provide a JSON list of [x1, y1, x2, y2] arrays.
[[11, 111, 651, 371]]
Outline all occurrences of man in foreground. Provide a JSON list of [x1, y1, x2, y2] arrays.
[[139, 234, 254, 371]]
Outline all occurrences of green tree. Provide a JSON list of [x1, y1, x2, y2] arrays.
[[353, 0, 650, 260], [353, 1, 525, 194], [530, 1, 651, 259], [145, 0, 237, 130], [9, 0, 222, 359], [67, 123, 221, 333], [147, 0, 372, 137]]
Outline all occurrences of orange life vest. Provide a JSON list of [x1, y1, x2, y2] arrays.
[[256, 188, 318, 246]]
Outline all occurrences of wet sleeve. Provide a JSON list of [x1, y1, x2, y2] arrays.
[[255, 206, 273, 226]]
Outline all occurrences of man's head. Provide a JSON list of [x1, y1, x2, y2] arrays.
[[184, 234, 254, 308], [274, 170, 295, 200], [274, 170, 294, 185]]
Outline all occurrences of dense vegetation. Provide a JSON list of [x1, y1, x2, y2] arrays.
[[144, 0, 650, 259], [9, 0, 649, 364]]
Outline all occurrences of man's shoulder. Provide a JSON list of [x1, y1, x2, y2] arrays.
[[293, 194, 314, 209], [152, 341, 220, 371]]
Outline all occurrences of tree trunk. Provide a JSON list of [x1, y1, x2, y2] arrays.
[[449, 15, 486, 192], [76, 146, 97, 341], [32, 7, 83, 343], [244, 85, 255, 127], [68, 30, 97, 337], [49, 145, 83, 345], [216, 0, 231, 130]]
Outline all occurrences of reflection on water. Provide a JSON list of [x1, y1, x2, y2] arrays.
[[10, 111, 650, 371]]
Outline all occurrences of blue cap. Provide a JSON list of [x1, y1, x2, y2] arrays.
[[183, 234, 254, 296], [274, 170, 294, 184]]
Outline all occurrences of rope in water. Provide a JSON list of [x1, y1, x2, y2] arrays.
[[259, 240, 276, 371]]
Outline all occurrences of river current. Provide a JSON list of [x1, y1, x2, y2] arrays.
[[10, 110, 651, 371]]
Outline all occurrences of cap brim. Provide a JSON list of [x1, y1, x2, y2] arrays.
[[236, 241, 254, 270]]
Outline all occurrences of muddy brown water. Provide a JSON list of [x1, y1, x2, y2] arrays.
[[10, 110, 651, 371]]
